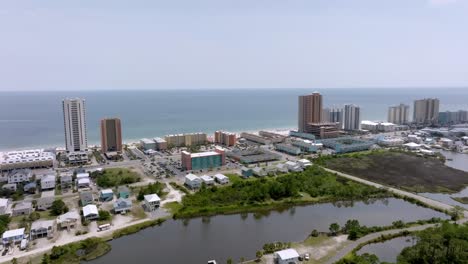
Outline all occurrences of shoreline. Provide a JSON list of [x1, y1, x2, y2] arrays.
[[0, 126, 296, 152]]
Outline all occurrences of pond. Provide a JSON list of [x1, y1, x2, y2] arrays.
[[90, 198, 448, 264], [357, 236, 414, 263]]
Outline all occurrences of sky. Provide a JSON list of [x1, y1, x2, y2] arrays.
[[1, 0, 468, 91]]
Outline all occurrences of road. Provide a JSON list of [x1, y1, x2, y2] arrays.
[[321, 166, 468, 264], [325, 224, 438, 264], [322, 167, 467, 216]]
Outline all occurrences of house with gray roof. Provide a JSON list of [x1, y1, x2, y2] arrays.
[[12, 201, 32, 217]]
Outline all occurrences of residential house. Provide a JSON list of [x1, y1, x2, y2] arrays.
[[12, 201, 32, 216], [37, 190, 55, 211], [80, 191, 94, 206], [7, 169, 32, 184], [2, 183, 17, 192], [40, 175, 56, 191], [200, 175, 215, 186], [184, 174, 202, 189], [274, 249, 300, 264], [57, 211, 80, 230], [285, 161, 302, 172], [143, 194, 160, 212], [82, 204, 99, 221], [2, 228, 25, 245], [117, 186, 130, 199], [252, 167, 267, 177], [77, 177, 91, 189], [76, 172, 89, 179], [275, 163, 289, 173], [99, 189, 114, 202], [60, 175, 73, 191], [0, 199, 10, 215], [30, 220, 55, 240], [297, 159, 312, 168], [113, 198, 132, 214], [214, 174, 229, 184], [241, 167, 253, 178], [23, 182, 37, 194]]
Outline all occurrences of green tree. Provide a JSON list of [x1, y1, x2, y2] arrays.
[[11, 258, 18, 264], [310, 229, 319, 237], [98, 210, 111, 221], [226, 258, 232, 264], [329, 223, 340, 236], [50, 199, 69, 216], [255, 250, 263, 261], [41, 254, 50, 264]]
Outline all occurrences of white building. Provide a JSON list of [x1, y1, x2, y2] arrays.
[[77, 177, 91, 189], [7, 169, 32, 184], [57, 211, 80, 230], [252, 167, 267, 177], [76, 172, 89, 179], [297, 159, 312, 168], [0, 199, 10, 215], [63, 98, 88, 153], [214, 174, 229, 184], [2, 228, 25, 245], [388, 104, 410, 125], [37, 190, 55, 210], [440, 138, 453, 148], [200, 175, 215, 185], [30, 220, 55, 240], [185, 174, 202, 189], [40, 175, 56, 191], [0, 150, 54, 171], [376, 136, 404, 147], [404, 142, 421, 150], [285, 161, 302, 172], [143, 194, 161, 212], [82, 204, 99, 221], [275, 163, 289, 173], [407, 134, 422, 144], [344, 104, 361, 131], [274, 249, 300, 264]]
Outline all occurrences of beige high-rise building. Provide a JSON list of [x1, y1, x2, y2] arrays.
[[298, 92, 322, 132], [63, 98, 88, 153], [413, 98, 439, 124], [388, 104, 410, 125], [100, 118, 122, 153]]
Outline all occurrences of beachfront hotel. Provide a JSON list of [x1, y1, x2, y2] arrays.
[[298, 92, 323, 133], [413, 98, 439, 124], [344, 104, 361, 131], [388, 103, 410, 125], [100, 118, 123, 154], [63, 98, 88, 152]]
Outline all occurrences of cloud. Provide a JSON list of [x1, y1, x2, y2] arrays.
[[428, 0, 459, 6]]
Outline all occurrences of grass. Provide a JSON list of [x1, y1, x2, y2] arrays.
[[112, 218, 166, 239], [163, 201, 183, 215], [131, 205, 147, 219], [95, 168, 141, 188], [38, 237, 111, 264], [452, 197, 468, 204], [317, 150, 468, 193]]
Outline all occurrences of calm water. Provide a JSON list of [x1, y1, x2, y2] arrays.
[[90, 198, 447, 264], [419, 150, 468, 209], [1, 88, 468, 151], [357, 236, 414, 263]]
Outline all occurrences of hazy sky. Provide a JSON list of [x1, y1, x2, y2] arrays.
[[1, 0, 468, 91]]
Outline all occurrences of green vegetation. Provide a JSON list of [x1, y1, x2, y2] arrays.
[[169, 182, 190, 194], [136, 182, 166, 201], [92, 150, 105, 164], [112, 218, 166, 239], [50, 200, 69, 216], [174, 165, 387, 218], [92, 168, 141, 188], [262, 241, 292, 254], [98, 210, 111, 222], [452, 196, 468, 204], [163, 201, 183, 215], [316, 150, 468, 193], [41, 237, 110, 264], [398, 222, 468, 264], [335, 253, 380, 264], [0, 215, 10, 235]]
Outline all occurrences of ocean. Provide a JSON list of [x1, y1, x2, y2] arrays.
[[0, 88, 467, 151]]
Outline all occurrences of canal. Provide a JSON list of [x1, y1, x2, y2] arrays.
[[90, 198, 448, 264], [357, 236, 414, 263]]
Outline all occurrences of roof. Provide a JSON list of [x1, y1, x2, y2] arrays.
[[114, 198, 132, 207], [2, 228, 25, 239], [31, 220, 55, 230], [298, 159, 311, 163], [144, 194, 161, 203], [78, 178, 90, 184], [185, 174, 200, 181], [140, 138, 154, 144], [200, 175, 214, 181], [404, 142, 421, 148], [76, 173, 89, 178], [57, 211, 80, 223], [0, 150, 54, 164], [100, 189, 113, 195], [0, 198, 8, 207], [14, 201, 32, 210], [82, 204, 98, 216], [41, 175, 55, 182], [190, 151, 221, 158], [285, 161, 297, 166], [41, 190, 55, 198], [214, 174, 228, 180], [276, 249, 300, 260]]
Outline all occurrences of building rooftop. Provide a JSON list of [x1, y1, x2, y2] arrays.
[[76, 173, 89, 179], [0, 198, 8, 207], [100, 189, 113, 195], [57, 211, 80, 223], [41, 190, 55, 198], [2, 228, 25, 239], [83, 204, 98, 216], [189, 151, 221, 158], [200, 175, 214, 181], [144, 194, 161, 203], [276, 249, 300, 260], [14, 201, 32, 210], [214, 174, 228, 179], [31, 220, 55, 230], [140, 138, 154, 144], [0, 150, 54, 164], [185, 173, 200, 181]]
